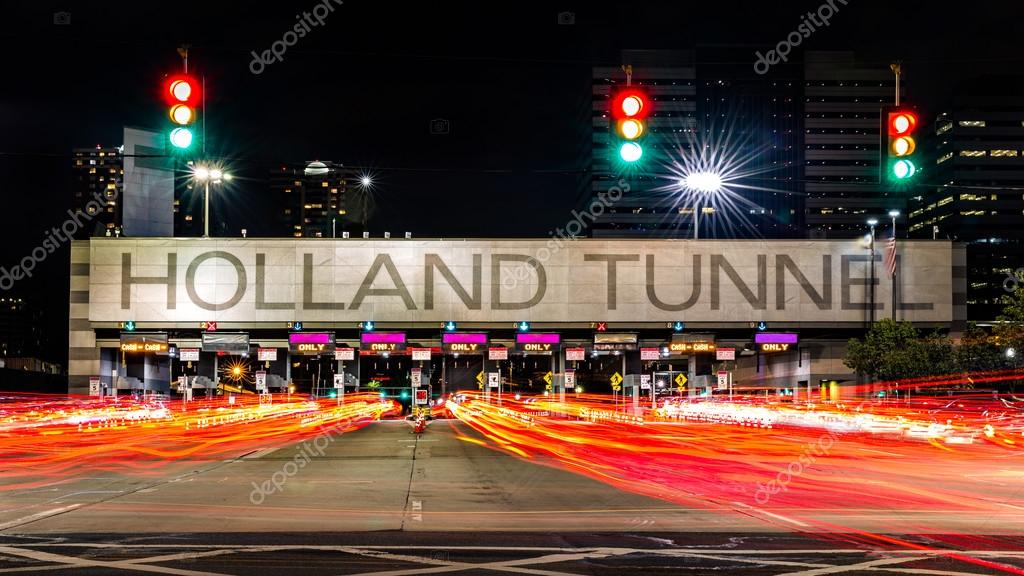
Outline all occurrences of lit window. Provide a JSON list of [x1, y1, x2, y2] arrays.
[[321, 181, 328, 187], [185, 215, 193, 221], [936, 152, 953, 164], [936, 122, 953, 135], [990, 150, 1018, 157], [958, 120, 986, 127], [937, 196, 953, 207], [960, 150, 986, 157]]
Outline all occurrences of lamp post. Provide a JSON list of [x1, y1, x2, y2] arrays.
[[680, 172, 722, 239], [889, 210, 900, 320], [192, 165, 232, 238], [359, 175, 372, 235], [867, 218, 878, 323]]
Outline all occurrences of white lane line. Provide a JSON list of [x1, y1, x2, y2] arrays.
[[732, 502, 811, 528], [0, 546, 230, 576], [775, 556, 929, 576], [857, 448, 903, 456], [242, 448, 280, 459], [0, 505, 82, 532], [13, 544, 1024, 560]]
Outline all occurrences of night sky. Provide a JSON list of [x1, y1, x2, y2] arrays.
[[2, 0, 1022, 364]]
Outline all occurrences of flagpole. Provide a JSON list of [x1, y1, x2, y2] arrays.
[[889, 210, 899, 320]]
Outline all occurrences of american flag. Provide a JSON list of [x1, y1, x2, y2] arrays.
[[884, 235, 897, 277]]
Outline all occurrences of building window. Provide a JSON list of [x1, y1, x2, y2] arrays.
[[937, 196, 954, 207], [960, 150, 986, 157], [958, 120, 986, 127], [936, 122, 953, 135], [936, 152, 953, 164], [990, 149, 1019, 157]]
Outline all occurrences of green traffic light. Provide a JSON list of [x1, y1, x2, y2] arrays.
[[619, 142, 643, 163], [169, 128, 193, 149], [892, 159, 916, 180]]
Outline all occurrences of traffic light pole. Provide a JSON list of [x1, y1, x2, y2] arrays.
[[203, 180, 210, 238]]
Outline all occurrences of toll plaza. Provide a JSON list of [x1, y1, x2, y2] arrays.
[[68, 237, 963, 402]]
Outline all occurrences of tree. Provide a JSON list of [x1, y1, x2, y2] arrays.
[[845, 319, 952, 382], [995, 288, 1024, 354], [953, 323, 1004, 374]]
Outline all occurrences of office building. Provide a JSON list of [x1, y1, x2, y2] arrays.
[[273, 161, 356, 238], [71, 145, 122, 238], [804, 51, 902, 238], [909, 76, 1024, 320]]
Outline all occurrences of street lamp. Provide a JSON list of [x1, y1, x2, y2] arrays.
[[358, 174, 374, 234], [192, 164, 232, 238], [678, 171, 723, 239], [867, 218, 878, 323]]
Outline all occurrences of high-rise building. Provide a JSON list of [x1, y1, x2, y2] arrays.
[[273, 161, 357, 238], [908, 76, 1024, 320], [803, 52, 903, 238], [589, 50, 698, 238], [586, 48, 803, 239], [0, 296, 45, 359], [122, 127, 174, 237], [71, 145, 122, 238]]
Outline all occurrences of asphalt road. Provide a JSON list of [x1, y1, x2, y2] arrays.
[[2, 420, 1024, 574]]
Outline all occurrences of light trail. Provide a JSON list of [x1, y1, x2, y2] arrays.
[[0, 393, 400, 491], [448, 384, 1024, 574]]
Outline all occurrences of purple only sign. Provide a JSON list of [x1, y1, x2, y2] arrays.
[[361, 332, 407, 344], [515, 333, 560, 345], [288, 332, 332, 345], [754, 332, 799, 345], [442, 332, 488, 345]]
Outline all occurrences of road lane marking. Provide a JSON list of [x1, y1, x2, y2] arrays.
[[0, 505, 82, 532]]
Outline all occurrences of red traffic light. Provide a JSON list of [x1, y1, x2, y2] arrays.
[[163, 74, 200, 105], [888, 111, 917, 136], [611, 88, 650, 120]]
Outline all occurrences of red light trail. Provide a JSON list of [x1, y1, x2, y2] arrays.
[[448, 381, 1024, 573], [0, 393, 400, 491]]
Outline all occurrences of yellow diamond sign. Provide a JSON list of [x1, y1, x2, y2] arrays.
[[675, 373, 687, 389], [543, 371, 553, 386], [610, 372, 623, 387]]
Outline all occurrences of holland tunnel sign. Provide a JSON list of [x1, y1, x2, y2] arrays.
[[84, 239, 954, 324]]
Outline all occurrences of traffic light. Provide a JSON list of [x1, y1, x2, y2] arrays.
[[886, 109, 919, 182], [610, 88, 650, 164], [164, 74, 200, 151]]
